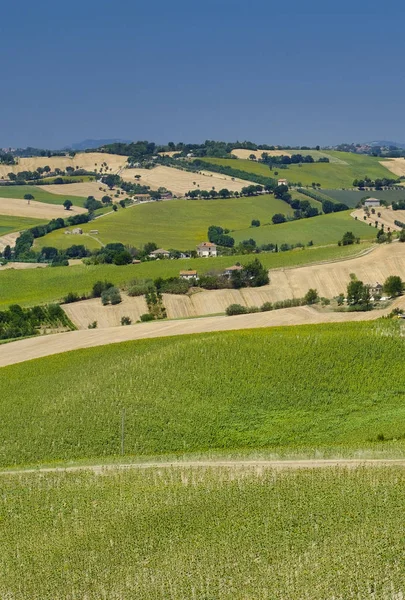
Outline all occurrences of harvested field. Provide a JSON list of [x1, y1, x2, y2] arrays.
[[231, 148, 291, 159], [2, 298, 405, 367], [0, 152, 128, 179], [64, 243, 405, 327], [63, 295, 148, 329], [352, 206, 405, 232], [38, 181, 112, 200], [0, 232, 19, 251], [0, 197, 86, 219], [0, 262, 47, 271], [120, 165, 254, 196], [380, 158, 405, 176]]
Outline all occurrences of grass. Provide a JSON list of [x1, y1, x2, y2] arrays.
[[198, 151, 396, 189], [323, 188, 405, 207], [0, 243, 371, 308], [1, 466, 405, 599], [37, 195, 295, 250], [1, 320, 405, 467], [233, 210, 377, 246], [0, 215, 47, 236], [0, 185, 87, 207], [40, 175, 95, 183]]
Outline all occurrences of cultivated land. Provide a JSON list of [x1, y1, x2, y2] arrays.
[[0, 243, 371, 308], [1, 320, 405, 464], [0, 197, 86, 220], [120, 164, 254, 195], [38, 181, 113, 200], [0, 152, 127, 179], [199, 151, 396, 188], [0, 215, 46, 236], [322, 188, 405, 207], [0, 184, 87, 206], [37, 195, 295, 250], [352, 206, 405, 231], [1, 466, 405, 599], [233, 210, 376, 246], [380, 157, 405, 176]]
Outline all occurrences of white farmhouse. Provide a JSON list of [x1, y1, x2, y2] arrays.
[[197, 242, 217, 257]]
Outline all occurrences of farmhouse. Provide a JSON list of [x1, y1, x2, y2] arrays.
[[135, 194, 151, 201], [223, 265, 243, 278], [369, 282, 383, 298], [364, 198, 381, 207], [277, 178, 288, 186], [149, 248, 170, 258], [179, 270, 198, 280], [70, 228, 83, 235], [197, 242, 217, 257]]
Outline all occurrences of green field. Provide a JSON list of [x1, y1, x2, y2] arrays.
[[0, 243, 370, 308], [1, 321, 405, 467], [233, 210, 376, 246], [37, 195, 295, 250], [0, 215, 47, 236], [323, 188, 405, 207], [199, 151, 396, 188], [0, 185, 87, 207], [1, 466, 404, 599]]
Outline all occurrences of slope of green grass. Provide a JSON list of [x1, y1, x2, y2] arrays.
[[1, 466, 404, 599], [233, 211, 376, 246], [37, 195, 294, 250], [1, 320, 405, 467], [0, 185, 87, 206], [0, 243, 370, 308], [199, 152, 396, 188], [0, 215, 47, 236]]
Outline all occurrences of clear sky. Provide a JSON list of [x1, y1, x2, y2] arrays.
[[1, 0, 404, 148]]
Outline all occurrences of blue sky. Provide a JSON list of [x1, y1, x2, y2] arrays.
[[1, 0, 404, 148]]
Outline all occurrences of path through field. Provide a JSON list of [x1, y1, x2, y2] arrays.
[[2, 458, 405, 476], [1, 298, 405, 367]]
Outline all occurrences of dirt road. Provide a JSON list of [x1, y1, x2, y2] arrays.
[[2, 458, 405, 476], [1, 300, 404, 368]]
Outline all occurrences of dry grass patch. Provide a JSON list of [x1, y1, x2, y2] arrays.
[[120, 165, 254, 196], [0, 197, 86, 219], [39, 181, 113, 200], [0, 152, 128, 179], [63, 294, 148, 329], [380, 158, 405, 176], [231, 148, 291, 159]]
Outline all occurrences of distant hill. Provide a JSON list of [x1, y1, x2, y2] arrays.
[[66, 138, 132, 151], [367, 140, 405, 149]]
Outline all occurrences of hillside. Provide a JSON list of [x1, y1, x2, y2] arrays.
[[0, 185, 87, 206], [36, 195, 295, 250], [198, 151, 396, 188], [0, 243, 369, 308], [1, 320, 404, 466]]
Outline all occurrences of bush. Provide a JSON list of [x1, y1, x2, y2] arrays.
[[128, 282, 154, 296], [226, 304, 248, 316], [304, 288, 319, 305], [140, 313, 154, 322], [64, 292, 80, 303], [101, 287, 122, 305], [92, 280, 114, 298], [261, 302, 273, 312], [121, 316, 132, 326], [88, 321, 98, 329]]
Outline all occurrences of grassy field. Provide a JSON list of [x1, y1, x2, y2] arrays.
[[0, 215, 47, 236], [199, 151, 396, 188], [0, 243, 371, 308], [1, 466, 405, 599], [37, 195, 295, 250], [1, 320, 405, 466], [323, 188, 405, 207], [0, 185, 87, 207], [233, 210, 376, 246]]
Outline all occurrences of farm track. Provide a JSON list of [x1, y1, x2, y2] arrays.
[[1, 298, 405, 367], [3, 458, 405, 476]]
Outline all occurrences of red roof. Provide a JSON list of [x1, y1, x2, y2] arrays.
[[180, 270, 197, 276], [198, 242, 216, 248]]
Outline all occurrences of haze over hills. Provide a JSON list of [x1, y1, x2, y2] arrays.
[[66, 138, 132, 151]]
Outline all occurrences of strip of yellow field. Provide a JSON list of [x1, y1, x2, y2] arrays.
[[0, 197, 86, 219], [2, 299, 405, 368], [380, 158, 405, 176]]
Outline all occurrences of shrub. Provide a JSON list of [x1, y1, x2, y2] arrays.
[[92, 280, 114, 298], [64, 292, 80, 304], [140, 313, 154, 322], [304, 288, 319, 305], [101, 287, 122, 305], [88, 321, 98, 329], [226, 304, 248, 316], [261, 302, 273, 312], [121, 316, 132, 326], [128, 282, 154, 296]]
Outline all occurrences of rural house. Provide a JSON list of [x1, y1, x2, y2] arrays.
[[369, 282, 383, 299], [179, 270, 198, 281], [197, 242, 217, 257], [364, 198, 381, 207], [149, 248, 170, 258], [223, 265, 243, 278], [277, 178, 288, 186], [135, 194, 151, 201]]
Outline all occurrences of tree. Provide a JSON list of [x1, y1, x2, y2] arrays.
[[251, 219, 260, 227], [8, 173, 17, 181], [341, 231, 356, 246], [112, 204, 118, 212], [24, 193, 34, 202], [3, 245, 11, 260], [399, 229, 405, 242], [304, 288, 318, 305], [383, 275, 403, 297], [218, 188, 231, 198], [102, 174, 121, 189], [272, 213, 286, 224], [101, 195, 112, 204], [322, 199, 335, 214], [144, 242, 158, 255], [119, 199, 126, 208], [63, 199, 73, 210], [347, 279, 370, 306]]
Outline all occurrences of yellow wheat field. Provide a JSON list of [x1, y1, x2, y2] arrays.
[[0, 197, 86, 219]]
